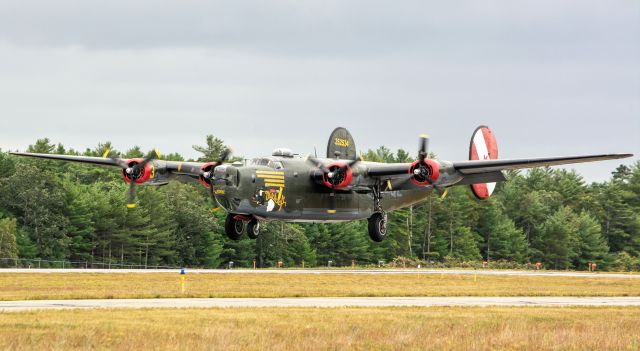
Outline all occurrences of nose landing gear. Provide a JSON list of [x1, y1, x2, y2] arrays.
[[224, 214, 261, 241], [246, 219, 260, 239]]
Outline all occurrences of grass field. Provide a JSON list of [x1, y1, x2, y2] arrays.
[[1, 307, 639, 350], [1, 273, 639, 300]]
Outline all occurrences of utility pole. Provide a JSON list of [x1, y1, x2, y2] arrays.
[[423, 197, 432, 260], [408, 205, 413, 258], [449, 205, 454, 255]]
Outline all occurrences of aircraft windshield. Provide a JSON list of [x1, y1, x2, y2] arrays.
[[251, 158, 284, 170]]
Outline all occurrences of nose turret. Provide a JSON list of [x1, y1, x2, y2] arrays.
[[212, 165, 241, 211]]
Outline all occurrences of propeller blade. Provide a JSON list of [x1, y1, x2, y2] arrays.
[[138, 148, 160, 168], [419, 134, 429, 164], [127, 179, 136, 209], [208, 180, 221, 212], [102, 148, 129, 169], [305, 155, 330, 174], [125, 148, 160, 209], [217, 148, 231, 164], [327, 185, 337, 214]]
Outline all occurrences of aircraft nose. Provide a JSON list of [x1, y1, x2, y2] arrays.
[[213, 165, 239, 187]]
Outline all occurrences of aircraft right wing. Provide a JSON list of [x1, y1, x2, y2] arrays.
[[9, 152, 208, 179]]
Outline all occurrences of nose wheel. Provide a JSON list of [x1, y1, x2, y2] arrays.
[[224, 214, 261, 241], [225, 214, 245, 241], [246, 219, 260, 239]]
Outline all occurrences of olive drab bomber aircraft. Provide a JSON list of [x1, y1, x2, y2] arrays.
[[11, 127, 633, 242]]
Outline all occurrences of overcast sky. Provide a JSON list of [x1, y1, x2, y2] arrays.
[[1, 1, 638, 182]]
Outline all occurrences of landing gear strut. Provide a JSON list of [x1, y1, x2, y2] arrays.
[[368, 182, 388, 242]]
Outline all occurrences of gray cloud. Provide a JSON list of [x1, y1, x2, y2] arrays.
[[0, 1, 638, 182]]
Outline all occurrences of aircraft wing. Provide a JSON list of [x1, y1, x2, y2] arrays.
[[364, 153, 632, 190], [9, 152, 207, 179], [366, 163, 411, 178], [9, 152, 127, 167], [452, 154, 633, 174]]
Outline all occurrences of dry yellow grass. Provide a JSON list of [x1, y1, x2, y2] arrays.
[[1, 273, 639, 300], [1, 307, 639, 350]]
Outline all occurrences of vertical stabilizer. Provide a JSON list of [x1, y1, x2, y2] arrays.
[[469, 126, 499, 199], [327, 127, 357, 160]]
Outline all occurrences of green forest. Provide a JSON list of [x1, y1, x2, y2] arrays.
[[0, 136, 638, 271]]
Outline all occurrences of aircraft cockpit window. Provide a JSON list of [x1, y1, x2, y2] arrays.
[[270, 161, 284, 170], [251, 158, 271, 167], [251, 158, 283, 169]]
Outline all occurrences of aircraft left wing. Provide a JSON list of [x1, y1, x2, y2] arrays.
[[452, 154, 633, 174], [362, 153, 632, 193]]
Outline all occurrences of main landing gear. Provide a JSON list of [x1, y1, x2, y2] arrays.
[[368, 182, 388, 242], [225, 214, 260, 241]]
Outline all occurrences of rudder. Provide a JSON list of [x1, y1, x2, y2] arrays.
[[327, 127, 357, 160], [469, 126, 499, 199]]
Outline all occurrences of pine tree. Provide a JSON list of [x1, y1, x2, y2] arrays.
[[164, 182, 223, 267], [573, 211, 610, 270], [0, 164, 69, 259], [0, 217, 19, 260], [136, 187, 177, 266], [64, 181, 96, 261], [476, 199, 528, 263], [193, 135, 227, 162], [448, 226, 481, 261], [0, 150, 16, 179], [534, 207, 579, 269]]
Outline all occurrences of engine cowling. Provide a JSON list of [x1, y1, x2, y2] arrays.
[[321, 162, 354, 189], [122, 158, 153, 184], [408, 159, 440, 186], [199, 162, 218, 188]]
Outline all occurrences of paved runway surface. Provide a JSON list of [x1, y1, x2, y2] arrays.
[[1, 268, 638, 279], [2, 297, 640, 311]]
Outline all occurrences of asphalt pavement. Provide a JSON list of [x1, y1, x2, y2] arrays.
[[1, 268, 638, 278], [2, 296, 640, 311]]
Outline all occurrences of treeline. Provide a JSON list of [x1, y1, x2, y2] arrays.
[[0, 138, 638, 271]]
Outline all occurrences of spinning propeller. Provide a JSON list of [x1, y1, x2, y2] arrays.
[[200, 149, 231, 211], [306, 156, 360, 214], [103, 148, 161, 209], [413, 134, 435, 184]]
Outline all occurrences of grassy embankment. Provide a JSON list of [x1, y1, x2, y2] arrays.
[[1, 307, 639, 350], [1, 272, 639, 300]]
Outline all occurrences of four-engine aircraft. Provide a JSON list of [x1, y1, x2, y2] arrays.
[[11, 127, 632, 242]]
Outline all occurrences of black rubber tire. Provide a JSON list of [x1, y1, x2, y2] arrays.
[[246, 220, 260, 239], [368, 213, 388, 242], [225, 214, 244, 241]]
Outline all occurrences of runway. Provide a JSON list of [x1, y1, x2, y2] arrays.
[[2, 297, 640, 311], [1, 268, 638, 279]]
